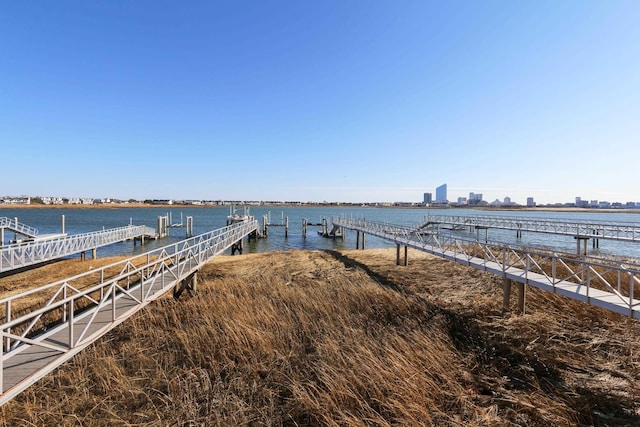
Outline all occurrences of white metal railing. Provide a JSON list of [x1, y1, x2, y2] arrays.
[[334, 216, 640, 318], [0, 217, 257, 402], [0, 217, 39, 238], [423, 214, 640, 242], [0, 224, 158, 273]]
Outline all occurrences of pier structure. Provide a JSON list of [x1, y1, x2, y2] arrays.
[[0, 217, 258, 405], [185, 216, 194, 237], [264, 214, 289, 238], [422, 214, 640, 254], [0, 225, 159, 273], [226, 206, 255, 254], [333, 216, 640, 319]]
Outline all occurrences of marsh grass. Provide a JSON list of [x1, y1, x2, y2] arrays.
[[1, 249, 640, 426]]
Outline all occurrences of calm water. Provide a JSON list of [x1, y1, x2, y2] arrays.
[[2, 207, 640, 260]]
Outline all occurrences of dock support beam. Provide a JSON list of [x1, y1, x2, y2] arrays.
[[503, 278, 526, 314], [186, 216, 193, 238], [231, 239, 243, 255], [174, 271, 198, 299], [157, 216, 169, 238], [502, 277, 512, 311], [476, 226, 489, 243], [396, 244, 401, 265], [574, 236, 589, 256], [517, 282, 526, 314], [592, 230, 600, 249]]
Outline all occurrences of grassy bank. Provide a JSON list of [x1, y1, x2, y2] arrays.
[[2, 249, 640, 425]]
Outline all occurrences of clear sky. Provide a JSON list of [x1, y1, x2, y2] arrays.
[[2, 1, 639, 204]]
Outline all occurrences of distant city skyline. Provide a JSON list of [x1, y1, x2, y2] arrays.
[[3, 189, 640, 209], [2, 2, 639, 204]]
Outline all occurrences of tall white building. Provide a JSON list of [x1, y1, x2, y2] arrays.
[[435, 184, 447, 203]]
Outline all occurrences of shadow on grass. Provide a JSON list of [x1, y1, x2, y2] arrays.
[[325, 249, 640, 426], [324, 249, 406, 294]]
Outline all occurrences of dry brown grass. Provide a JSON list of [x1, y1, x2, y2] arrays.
[[1, 248, 640, 426]]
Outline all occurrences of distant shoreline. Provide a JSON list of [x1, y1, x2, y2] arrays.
[[1, 203, 639, 215]]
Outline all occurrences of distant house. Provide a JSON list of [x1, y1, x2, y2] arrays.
[[1, 197, 30, 205]]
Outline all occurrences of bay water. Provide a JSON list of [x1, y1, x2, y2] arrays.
[[1, 206, 640, 261]]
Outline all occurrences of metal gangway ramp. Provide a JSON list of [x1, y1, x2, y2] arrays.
[[0, 217, 39, 243], [0, 224, 159, 273], [0, 218, 258, 405], [422, 214, 640, 243], [333, 217, 640, 319]]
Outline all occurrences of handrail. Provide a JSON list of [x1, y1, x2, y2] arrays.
[[0, 217, 258, 403], [0, 224, 158, 273], [423, 214, 640, 242], [0, 217, 38, 238]]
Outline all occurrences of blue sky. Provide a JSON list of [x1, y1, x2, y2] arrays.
[[2, 1, 639, 204]]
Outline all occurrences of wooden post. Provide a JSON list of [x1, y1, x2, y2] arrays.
[[404, 246, 408, 266], [362, 233, 366, 249], [517, 282, 526, 314], [92, 248, 97, 259], [186, 216, 193, 237], [356, 231, 360, 249], [503, 277, 512, 311], [396, 244, 401, 265], [285, 217, 289, 238]]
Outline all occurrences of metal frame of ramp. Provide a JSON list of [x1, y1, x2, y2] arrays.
[[0, 217, 39, 242], [333, 217, 640, 318], [0, 218, 258, 405], [0, 224, 159, 273]]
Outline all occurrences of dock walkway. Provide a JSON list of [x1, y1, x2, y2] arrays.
[[423, 214, 640, 243], [0, 218, 258, 405], [0, 225, 159, 273], [333, 217, 640, 318]]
